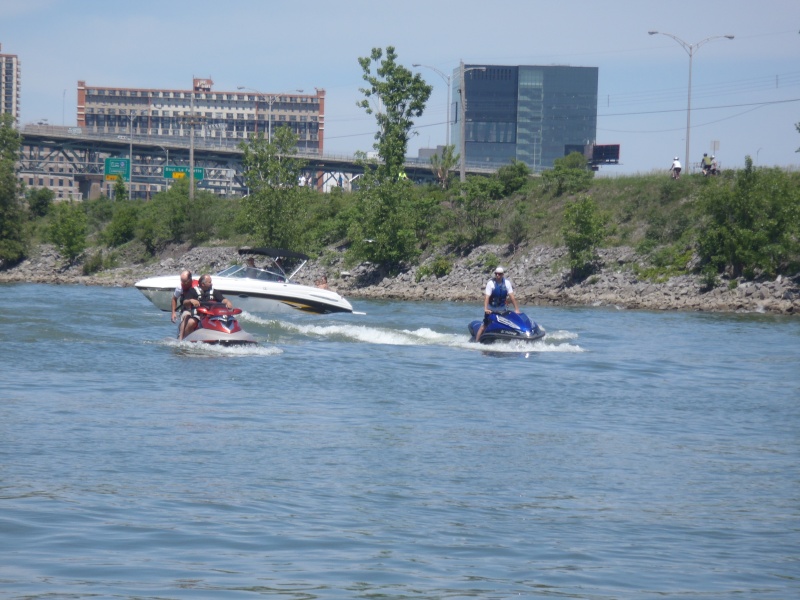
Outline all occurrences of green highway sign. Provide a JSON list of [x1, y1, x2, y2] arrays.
[[163, 165, 205, 180], [104, 157, 130, 182]]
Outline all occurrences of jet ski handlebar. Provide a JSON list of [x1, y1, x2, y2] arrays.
[[195, 302, 242, 317]]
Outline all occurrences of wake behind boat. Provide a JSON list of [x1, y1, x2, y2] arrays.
[[136, 247, 354, 315]]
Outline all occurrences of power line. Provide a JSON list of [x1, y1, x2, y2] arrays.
[[599, 102, 784, 134], [599, 97, 800, 118]]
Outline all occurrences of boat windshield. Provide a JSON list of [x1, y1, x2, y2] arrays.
[[216, 264, 287, 283]]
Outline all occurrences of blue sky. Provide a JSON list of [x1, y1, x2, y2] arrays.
[[2, 0, 798, 175]]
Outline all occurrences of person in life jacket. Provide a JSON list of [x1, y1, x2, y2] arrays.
[[172, 270, 201, 340], [474, 266, 520, 342], [180, 273, 233, 340]]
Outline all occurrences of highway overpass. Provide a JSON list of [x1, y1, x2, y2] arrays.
[[18, 124, 497, 200]]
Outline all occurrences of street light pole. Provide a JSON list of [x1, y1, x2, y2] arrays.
[[190, 86, 195, 201], [458, 60, 486, 182], [237, 87, 304, 143], [648, 31, 734, 173], [128, 112, 137, 197], [157, 144, 169, 189], [412, 63, 451, 148]]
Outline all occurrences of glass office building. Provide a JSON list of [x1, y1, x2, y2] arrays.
[[451, 65, 598, 172]]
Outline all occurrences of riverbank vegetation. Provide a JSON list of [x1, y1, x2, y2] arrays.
[[5, 150, 797, 284]]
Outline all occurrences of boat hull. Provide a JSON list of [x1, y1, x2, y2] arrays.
[[135, 275, 354, 315]]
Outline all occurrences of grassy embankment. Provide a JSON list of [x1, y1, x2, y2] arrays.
[[32, 165, 800, 285]]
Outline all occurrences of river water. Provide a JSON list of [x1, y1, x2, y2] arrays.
[[1, 283, 798, 599]]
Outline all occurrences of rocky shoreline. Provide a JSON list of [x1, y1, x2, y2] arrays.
[[1, 243, 798, 315]]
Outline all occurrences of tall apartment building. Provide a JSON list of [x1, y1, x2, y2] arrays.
[[0, 43, 22, 123], [77, 78, 325, 154], [452, 64, 598, 172]]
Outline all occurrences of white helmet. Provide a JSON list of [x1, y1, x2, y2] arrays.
[[674, 157, 679, 161]]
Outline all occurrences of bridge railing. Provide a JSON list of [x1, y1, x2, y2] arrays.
[[19, 124, 497, 175]]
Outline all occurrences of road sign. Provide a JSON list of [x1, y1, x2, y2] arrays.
[[104, 157, 130, 182], [163, 166, 204, 180]]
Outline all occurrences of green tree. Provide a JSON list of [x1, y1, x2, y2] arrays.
[[449, 176, 504, 248], [357, 46, 432, 181], [103, 199, 139, 247], [113, 176, 128, 201], [239, 125, 307, 249], [27, 187, 55, 217], [0, 113, 27, 266], [430, 144, 458, 190], [158, 179, 191, 242], [697, 156, 800, 278], [557, 151, 590, 170], [134, 179, 191, 254], [347, 170, 420, 269], [562, 195, 606, 280], [497, 160, 531, 197], [49, 201, 87, 263], [541, 151, 594, 196]]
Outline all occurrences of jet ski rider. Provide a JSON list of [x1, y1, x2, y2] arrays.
[[474, 266, 520, 342], [180, 273, 233, 340], [172, 269, 197, 341]]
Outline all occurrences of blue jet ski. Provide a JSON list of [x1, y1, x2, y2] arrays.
[[468, 310, 546, 344]]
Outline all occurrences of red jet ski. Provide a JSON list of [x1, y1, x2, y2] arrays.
[[182, 302, 257, 346]]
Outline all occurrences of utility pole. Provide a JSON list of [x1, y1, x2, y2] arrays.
[[190, 83, 195, 201], [183, 79, 207, 201]]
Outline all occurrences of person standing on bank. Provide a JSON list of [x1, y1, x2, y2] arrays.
[[474, 266, 520, 342]]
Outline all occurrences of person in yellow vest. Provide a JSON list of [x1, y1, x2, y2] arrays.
[[701, 153, 713, 176]]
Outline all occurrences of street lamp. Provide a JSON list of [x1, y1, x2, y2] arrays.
[[125, 111, 141, 197], [457, 60, 486, 182], [412, 63, 451, 148], [97, 105, 136, 194], [156, 144, 169, 189], [648, 31, 734, 172], [237, 86, 304, 143]]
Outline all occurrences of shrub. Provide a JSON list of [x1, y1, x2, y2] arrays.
[[697, 157, 800, 278], [82, 250, 117, 275], [49, 201, 87, 263], [497, 160, 531, 196], [103, 201, 139, 247], [540, 152, 594, 196], [415, 256, 453, 282], [561, 195, 606, 280], [27, 188, 55, 217]]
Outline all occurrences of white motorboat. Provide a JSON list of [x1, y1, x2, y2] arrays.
[[135, 248, 354, 315]]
